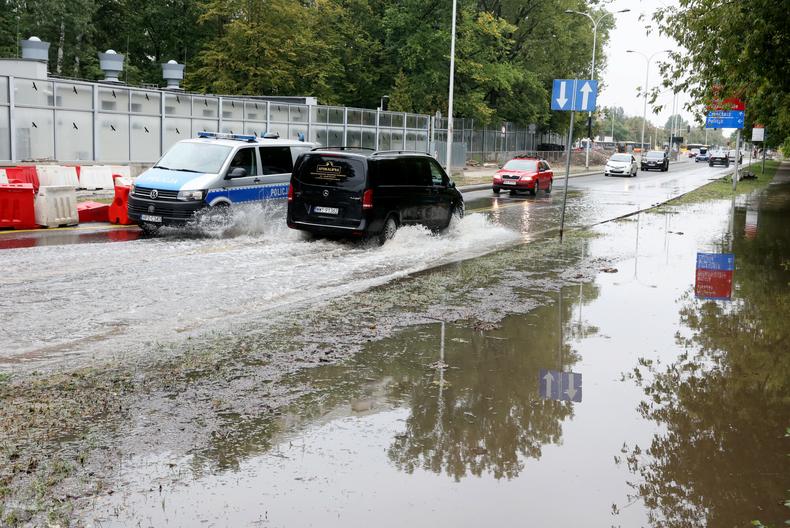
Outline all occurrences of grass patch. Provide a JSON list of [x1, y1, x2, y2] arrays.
[[667, 160, 780, 205]]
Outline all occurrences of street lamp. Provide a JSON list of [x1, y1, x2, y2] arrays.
[[626, 49, 671, 156], [445, 0, 458, 174], [565, 8, 630, 168]]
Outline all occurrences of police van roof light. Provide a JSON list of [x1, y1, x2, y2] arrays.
[[197, 131, 257, 142]]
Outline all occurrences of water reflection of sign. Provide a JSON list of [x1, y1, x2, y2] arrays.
[[539, 369, 582, 403], [745, 209, 758, 239], [695, 253, 734, 300]]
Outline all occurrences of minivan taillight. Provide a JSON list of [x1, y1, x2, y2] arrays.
[[362, 189, 373, 209], [287, 184, 294, 202]]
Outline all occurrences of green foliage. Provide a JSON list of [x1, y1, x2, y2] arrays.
[[650, 0, 790, 149], [0, 0, 616, 128]]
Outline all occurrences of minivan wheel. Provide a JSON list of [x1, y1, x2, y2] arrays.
[[378, 216, 398, 245], [139, 222, 160, 236]]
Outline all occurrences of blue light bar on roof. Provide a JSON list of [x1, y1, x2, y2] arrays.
[[197, 131, 257, 142]]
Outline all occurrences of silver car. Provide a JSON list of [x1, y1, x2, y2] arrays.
[[604, 153, 638, 177]]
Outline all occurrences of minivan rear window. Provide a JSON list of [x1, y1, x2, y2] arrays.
[[295, 155, 366, 190]]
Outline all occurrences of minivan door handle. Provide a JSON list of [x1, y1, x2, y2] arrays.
[[253, 178, 261, 183]]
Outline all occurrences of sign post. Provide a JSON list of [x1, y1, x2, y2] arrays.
[[752, 125, 766, 175], [706, 98, 745, 190], [552, 79, 598, 239]]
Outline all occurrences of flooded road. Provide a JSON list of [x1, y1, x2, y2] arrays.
[[84, 164, 789, 526], [0, 158, 746, 371]]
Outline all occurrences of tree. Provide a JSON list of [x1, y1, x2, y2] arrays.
[[650, 0, 790, 152]]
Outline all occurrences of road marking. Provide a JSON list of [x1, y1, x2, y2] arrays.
[[0, 224, 136, 236]]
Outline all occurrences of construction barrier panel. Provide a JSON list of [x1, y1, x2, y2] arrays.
[[5, 166, 40, 192], [109, 165, 132, 179], [79, 165, 115, 190], [36, 165, 80, 188], [35, 185, 79, 227], [109, 181, 134, 225], [0, 169, 7, 184], [77, 201, 110, 223], [0, 183, 37, 230]]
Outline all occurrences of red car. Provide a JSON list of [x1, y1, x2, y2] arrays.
[[492, 157, 554, 196]]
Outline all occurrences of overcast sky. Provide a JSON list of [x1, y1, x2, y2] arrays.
[[596, 0, 694, 129]]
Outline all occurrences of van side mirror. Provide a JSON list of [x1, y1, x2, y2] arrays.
[[227, 167, 247, 179]]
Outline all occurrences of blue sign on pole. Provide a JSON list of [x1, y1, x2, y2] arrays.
[[551, 79, 598, 112], [696, 253, 735, 271], [705, 110, 745, 129], [539, 369, 583, 403]]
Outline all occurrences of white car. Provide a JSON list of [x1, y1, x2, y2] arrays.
[[604, 153, 638, 177]]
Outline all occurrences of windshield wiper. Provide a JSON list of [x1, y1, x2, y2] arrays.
[[153, 164, 170, 170], [170, 168, 202, 173]]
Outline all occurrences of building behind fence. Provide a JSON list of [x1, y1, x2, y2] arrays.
[[0, 60, 566, 166]]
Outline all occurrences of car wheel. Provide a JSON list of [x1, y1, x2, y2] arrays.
[[378, 215, 398, 245], [528, 186, 537, 196], [493, 187, 501, 194], [139, 222, 160, 236], [545, 179, 553, 193], [509, 189, 517, 195]]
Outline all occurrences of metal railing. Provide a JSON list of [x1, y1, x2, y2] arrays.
[[0, 74, 564, 165]]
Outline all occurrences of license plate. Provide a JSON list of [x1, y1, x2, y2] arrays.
[[502, 180, 517, 185], [313, 206, 339, 215], [140, 214, 162, 223]]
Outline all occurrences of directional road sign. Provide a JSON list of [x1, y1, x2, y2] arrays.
[[539, 369, 583, 403], [551, 79, 598, 112], [705, 110, 745, 129]]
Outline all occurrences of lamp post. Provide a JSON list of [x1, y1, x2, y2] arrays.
[[565, 8, 630, 168], [626, 49, 671, 155], [445, 0, 458, 174]]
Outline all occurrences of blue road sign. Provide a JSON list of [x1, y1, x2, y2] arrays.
[[705, 110, 745, 129], [539, 369, 583, 403], [551, 79, 598, 112], [696, 252, 735, 271]]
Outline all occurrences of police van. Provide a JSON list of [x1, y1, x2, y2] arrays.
[[128, 132, 316, 232]]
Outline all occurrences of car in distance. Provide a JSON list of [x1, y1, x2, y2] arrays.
[[688, 149, 699, 158], [604, 153, 638, 177], [492, 157, 554, 195], [128, 132, 315, 233], [695, 148, 711, 163], [640, 150, 669, 172], [708, 149, 730, 167], [287, 149, 464, 244], [727, 149, 743, 164]]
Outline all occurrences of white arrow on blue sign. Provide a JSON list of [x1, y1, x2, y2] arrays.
[[539, 369, 583, 403], [705, 110, 745, 129], [551, 79, 598, 112]]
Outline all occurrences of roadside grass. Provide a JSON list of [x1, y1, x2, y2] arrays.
[[667, 160, 780, 206]]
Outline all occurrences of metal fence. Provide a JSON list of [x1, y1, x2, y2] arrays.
[[0, 74, 564, 165]]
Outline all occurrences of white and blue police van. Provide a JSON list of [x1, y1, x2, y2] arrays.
[[128, 131, 316, 231]]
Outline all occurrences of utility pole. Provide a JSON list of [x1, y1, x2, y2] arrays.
[[445, 0, 458, 175]]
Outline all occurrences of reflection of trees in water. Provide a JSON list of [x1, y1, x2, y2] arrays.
[[623, 189, 790, 527], [388, 284, 599, 481]]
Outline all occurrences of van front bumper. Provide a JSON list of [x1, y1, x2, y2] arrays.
[[128, 195, 206, 225]]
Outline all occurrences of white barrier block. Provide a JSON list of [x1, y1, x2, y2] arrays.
[[0, 169, 7, 185], [79, 165, 115, 190], [36, 165, 80, 187], [35, 185, 79, 227], [109, 165, 132, 179]]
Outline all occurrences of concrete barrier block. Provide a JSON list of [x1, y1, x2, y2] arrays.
[[35, 185, 79, 227], [109, 165, 132, 179], [79, 165, 115, 190], [36, 165, 80, 188]]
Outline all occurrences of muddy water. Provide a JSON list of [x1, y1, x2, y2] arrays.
[[87, 169, 790, 526]]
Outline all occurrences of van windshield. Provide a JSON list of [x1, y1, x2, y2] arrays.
[[155, 142, 232, 174], [295, 155, 366, 190]]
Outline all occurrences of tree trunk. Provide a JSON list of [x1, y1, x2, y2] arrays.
[[56, 19, 65, 75]]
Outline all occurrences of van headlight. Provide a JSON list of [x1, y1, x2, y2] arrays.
[[177, 190, 205, 201]]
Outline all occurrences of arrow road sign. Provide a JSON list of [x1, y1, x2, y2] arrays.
[[705, 110, 745, 129], [552, 79, 599, 112], [539, 369, 583, 403]]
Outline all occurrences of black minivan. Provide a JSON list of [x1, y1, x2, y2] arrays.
[[286, 149, 464, 243]]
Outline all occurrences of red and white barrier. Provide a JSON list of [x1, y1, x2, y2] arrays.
[[35, 186, 79, 227], [0, 169, 7, 185]]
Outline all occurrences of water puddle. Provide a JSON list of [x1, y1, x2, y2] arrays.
[[86, 169, 790, 526]]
